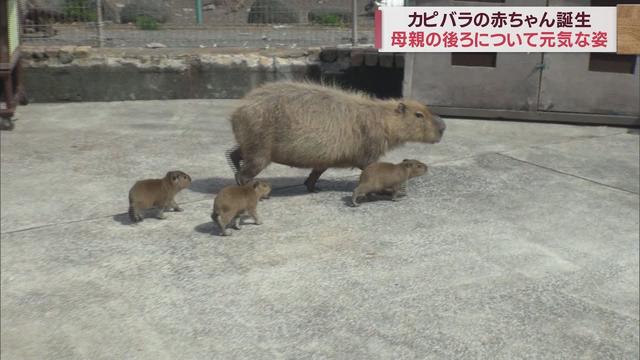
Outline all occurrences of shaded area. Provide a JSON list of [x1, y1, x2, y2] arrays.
[[325, 65, 404, 99], [189, 176, 357, 196]]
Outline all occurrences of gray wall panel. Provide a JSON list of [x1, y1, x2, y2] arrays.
[[408, 53, 543, 111], [539, 54, 639, 116]]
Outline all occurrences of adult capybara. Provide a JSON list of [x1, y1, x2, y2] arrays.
[[227, 81, 445, 192]]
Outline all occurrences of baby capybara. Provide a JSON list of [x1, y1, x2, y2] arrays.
[[226, 81, 445, 193], [211, 180, 272, 236], [128, 171, 192, 222], [352, 159, 428, 207]]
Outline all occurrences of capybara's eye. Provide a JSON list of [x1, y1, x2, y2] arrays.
[[415, 112, 424, 118]]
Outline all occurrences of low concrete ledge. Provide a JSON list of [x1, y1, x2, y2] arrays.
[[20, 46, 322, 102]]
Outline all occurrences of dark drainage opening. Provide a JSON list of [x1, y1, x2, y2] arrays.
[[323, 65, 404, 99], [589, 53, 637, 74], [591, 0, 639, 5], [451, 53, 497, 67]]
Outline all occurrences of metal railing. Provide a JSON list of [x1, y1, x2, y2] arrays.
[[19, 0, 383, 49]]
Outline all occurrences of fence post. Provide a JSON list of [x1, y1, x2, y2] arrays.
[[96, 0, 104, 47], [352, 0, 358, 46], [195, 0, 203, 25]]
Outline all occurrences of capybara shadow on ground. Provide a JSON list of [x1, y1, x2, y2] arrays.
[[190, 177, 357, 197], [113, 213, 133, 225], [340, 193, 401, 207], [195, 217, 262, 236]]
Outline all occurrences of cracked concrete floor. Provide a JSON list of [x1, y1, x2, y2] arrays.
[[1, 100, 639, 359]]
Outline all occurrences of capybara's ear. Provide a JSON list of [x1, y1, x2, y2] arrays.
[[403, 159, 410, 162], [253, 181, 260, 189], [396, 102, 406, 114]]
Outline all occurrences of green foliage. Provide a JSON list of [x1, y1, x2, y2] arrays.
[[63, 0, 97, 22], [135, 15, 159, 30], [312, 14, 343, 26], [120, 1, 170, 24], [307, 9, 351, 26]]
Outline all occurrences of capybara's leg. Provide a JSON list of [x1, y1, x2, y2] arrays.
[[390, 184, 404, 201], [236, 156, 269, 185], [217, 212, 233, 236], [397, 182, 408, 197], [247, 205, 262, 225], [232, 216, 241, 230], [155, 207, 167, 219], [304, 168, 327, 193], [227, 146, 243, 174], [169, 199, 183, 212], [128, 206, 143, 222], [352, 185, 366, 207]]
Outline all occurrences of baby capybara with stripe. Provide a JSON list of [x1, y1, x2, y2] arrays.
[[352, 159, 428, 207], [128, 171, 191, 222], [227, 81, 445, 192]]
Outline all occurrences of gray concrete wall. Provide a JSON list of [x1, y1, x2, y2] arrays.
[[20, 46, 405, 102], [21, 46, 322, 101]]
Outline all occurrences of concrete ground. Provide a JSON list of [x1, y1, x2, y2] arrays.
[[1, 100, 638, 359]]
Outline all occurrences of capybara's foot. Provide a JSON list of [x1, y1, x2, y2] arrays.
[[351, 195, 360, 207], [128, 207, 143, 223], [304, 179, 321, 193], [249, 213, 263, 225], [235, 173, 254, 186], [173, 206, 184, 212], [304, 168, 327, 193]]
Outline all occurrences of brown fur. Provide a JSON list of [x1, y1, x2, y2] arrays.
[[211, 180, 272, 236], [352, 159, 428, 206], [227, 81, 445, 192], [128, 171, 192, 222]]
